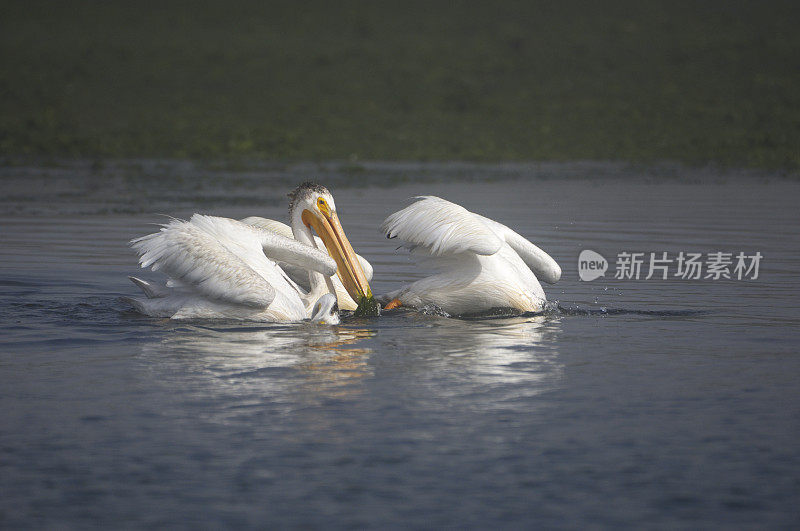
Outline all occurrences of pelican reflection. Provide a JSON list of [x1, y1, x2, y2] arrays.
[[135, 313, 563, 422], [137, 322, 377, 418], [381, 313, 563, 409]]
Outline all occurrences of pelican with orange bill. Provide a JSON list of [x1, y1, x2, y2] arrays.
[[126, 182, 379, 322]]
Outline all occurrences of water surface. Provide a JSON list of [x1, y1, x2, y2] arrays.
[[1, 161, 799, 528]]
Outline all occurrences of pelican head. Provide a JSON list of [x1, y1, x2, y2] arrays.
[[288, 182, 373, 304]]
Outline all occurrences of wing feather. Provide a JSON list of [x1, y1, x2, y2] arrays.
[[240, 216, 371, 280], [475, 214, 562, 284], [239, 217, 293, 238], [259, 230, 337, 276], [131, 218, 276, 308], [381, 196, 502, 256], [192, 215, 336, 277]]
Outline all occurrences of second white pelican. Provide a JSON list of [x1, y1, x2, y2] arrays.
[[379, 196, 561, 316], [126, 182, 373, 323]]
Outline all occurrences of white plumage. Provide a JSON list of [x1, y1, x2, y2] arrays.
[[128, 215, 329, 321], [239, 216, 373, 311], [380, 196, 561, 315], [126, 183, 373, 323]]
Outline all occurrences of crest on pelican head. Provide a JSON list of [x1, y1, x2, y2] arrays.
[[288, 182, 329, 214]]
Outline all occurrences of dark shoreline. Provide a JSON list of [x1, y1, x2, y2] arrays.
[[2, 1, 799, 168]]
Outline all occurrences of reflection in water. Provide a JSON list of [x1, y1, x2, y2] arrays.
[[138, 322, 377, 421], [5, 167, 800, 529], [469, 316, 562, 386], [393, 314, 564, 410], [136, 314, 563, 423]]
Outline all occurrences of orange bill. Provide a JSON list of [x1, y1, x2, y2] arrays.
[[302, 208, 372, 302]]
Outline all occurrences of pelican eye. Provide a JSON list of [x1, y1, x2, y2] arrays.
[[317, 197, 329, 213]]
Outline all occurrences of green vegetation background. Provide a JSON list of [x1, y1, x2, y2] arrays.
[[1, 1, 798, 168]]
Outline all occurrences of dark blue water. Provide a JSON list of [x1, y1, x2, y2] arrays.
[[1, 161, 799, 528]]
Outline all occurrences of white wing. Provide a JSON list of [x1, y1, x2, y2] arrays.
[[381, 197, 560, 283], [131, 215, 336, 309], [475, 214, 562, 284], [240, 216, 373, 281], [380, 196, 501, 256], [132, 217, 276, 308], [191, 215, 336, 276], [239, 216, 294, 238]]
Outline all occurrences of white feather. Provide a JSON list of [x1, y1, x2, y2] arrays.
[[132, 216, 278, 308], [128, 184, 363, 322], [128, 276, 166, 299], [130, 215, 345, 320], [239, 216, 293, 237], [380, 196, 560, 315], [190, 215, 336, 276], [240, 216, 374, 310], [474, 214, 561, 284], [241, 216, 373, 281], [381, 196, 502, 256]]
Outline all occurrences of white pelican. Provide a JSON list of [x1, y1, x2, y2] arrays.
[[126, 182, 373, 323], [379, 196, 561, 316]]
